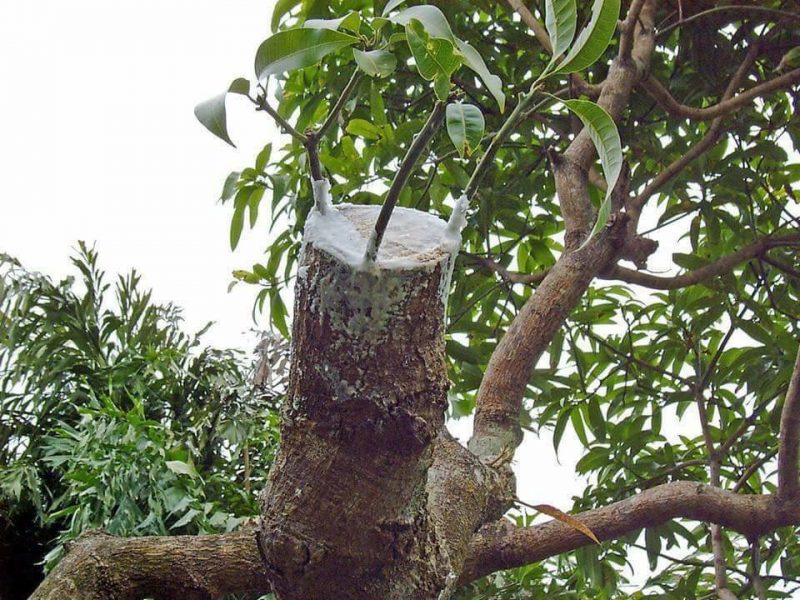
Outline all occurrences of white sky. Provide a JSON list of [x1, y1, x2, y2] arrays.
[[0, 1, 681, 586]]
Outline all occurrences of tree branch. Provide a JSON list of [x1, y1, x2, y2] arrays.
[[657, 5, 800, 38], [31, 529, 269, 600], [364, 101, 447, 262], [460, 481, 800, 585], [318, 69, 362, 139], [612, 233, 800, 289], [470, 234, 800, 290], [778, 345, 800, 499], [631, 44, 761, 211], [641, 69, 800, 121], [469, 1, 658, 460]]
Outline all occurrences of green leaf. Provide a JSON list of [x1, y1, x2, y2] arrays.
[[390, 5, 455, 41], [405, 19, 460, 81], [434, 74, 451, 101], [305, 12, 361, 33], [255, 28, 359, 80], [248, 186, 266, 228], [230, 196, 247, 250], [455, 39, 506, 112], [220, 172, 240, 202], [556, 0, 621, 74], [563, 99, 622, 240], [172, 508, 200, 529], [446, 102, 485, 158], [165, 460, 198, 479], [370, 82, 388, 125], [346, 118, 382, 140], [271, 0, 302, 32], [270, 291, 290, 337], [381, 0, 407, 16], [353, 48, 398, 78], [545, 0, 577, 62], [194, 79, 249, 147], [255, 143, 272, 172]]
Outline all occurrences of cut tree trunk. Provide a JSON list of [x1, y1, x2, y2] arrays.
[[258, 201, 463, 599]]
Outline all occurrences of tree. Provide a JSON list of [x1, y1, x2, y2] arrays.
[[31, 0, 800, 598], [0, 246, 283, 598]]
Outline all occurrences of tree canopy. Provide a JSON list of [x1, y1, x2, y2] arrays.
[[11, 0, 800, 599]]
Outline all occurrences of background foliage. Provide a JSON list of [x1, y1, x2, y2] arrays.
[[0, 245, 283, 598]]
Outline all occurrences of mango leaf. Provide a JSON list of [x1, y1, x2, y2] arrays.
[[545, 0, 577, 62], [556, 0, 621, 74], [230, 188, 250, 250], [405, 19, 460, 81], [446, 102, 485, 158], [304, 12, 361, 33], [532, 503, 600, 544], [255, 28, 359, 80], [563, 99, 622, 240], [194, 78, 250, 147], [271, 0, 302, 32], [390, 5, 455, 41], [165, 460, 198, 479], [434, 74, 451, 101], [381, 0, 408, 16], [455, 39, 506, 112], [346, 118, 382, 140], [353, 48, 398, 78]]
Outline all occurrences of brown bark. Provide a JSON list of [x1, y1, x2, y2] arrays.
[[460, 482, 800, 584], [29, 529, 268, 600], [257, 204, 481, 599]]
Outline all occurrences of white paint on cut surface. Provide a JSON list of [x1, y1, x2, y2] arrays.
[[304, 203, 462, 270]]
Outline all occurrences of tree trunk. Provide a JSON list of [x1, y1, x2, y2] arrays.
[[259, 202, 461, 599]]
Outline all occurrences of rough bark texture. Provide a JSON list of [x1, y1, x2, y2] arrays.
[[29, 529, 268, 600], [258, 206, 455, 599]]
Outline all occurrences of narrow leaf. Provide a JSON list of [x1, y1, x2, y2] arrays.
[[446, 102, 485, 158], [556, 0, 621, 74], [545, 0, 577, 61], [533, 503, 600, 544], [455, 39, 506, 112], [353, 48, 398, 78], [563, 99, 622, 239], [255, 28, 359, 79]]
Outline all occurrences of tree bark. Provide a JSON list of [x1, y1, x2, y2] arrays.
[[258, 203, 463, 599]]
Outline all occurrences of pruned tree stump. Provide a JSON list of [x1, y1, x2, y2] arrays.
[[259, 201, 464, 599]]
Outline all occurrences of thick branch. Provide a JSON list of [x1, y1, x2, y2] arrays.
[[31, 529, 269, 600], [641, 69, 800, 121], [469, 1, 658, 459], [778, 345, 800, 499], [460, 481, 800, 584]]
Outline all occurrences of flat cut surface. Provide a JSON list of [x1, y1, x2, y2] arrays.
[[304, 203, 457, 269]]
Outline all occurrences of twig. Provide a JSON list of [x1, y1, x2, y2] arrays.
[[364, 101, 447, 263], [657, 5, 800, 38], [255, 97, 307, 144], [318, 70, 362, 139]]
